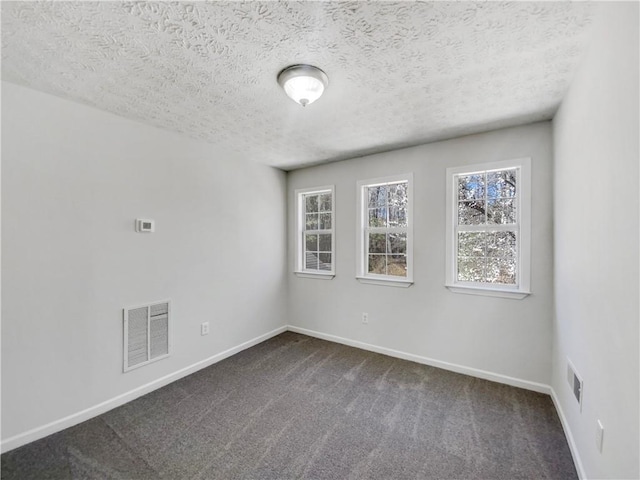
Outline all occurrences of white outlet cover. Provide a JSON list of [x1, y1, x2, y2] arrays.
[[596, 420, 604, 452]]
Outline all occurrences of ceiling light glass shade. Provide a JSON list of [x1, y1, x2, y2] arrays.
[[277, 65, 328, 107]]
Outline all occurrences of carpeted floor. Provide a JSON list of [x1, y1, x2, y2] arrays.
[[1, 332, 577, 479]]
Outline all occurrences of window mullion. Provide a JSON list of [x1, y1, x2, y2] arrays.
[[457, 224, 518, 232], [484, 172, 488, 224]]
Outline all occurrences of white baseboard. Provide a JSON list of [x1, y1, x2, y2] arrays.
[[2, 323, 571, 475], [550, 387, 586, 480], [1, 325, 287, 453], [287, 325, 551, 395]]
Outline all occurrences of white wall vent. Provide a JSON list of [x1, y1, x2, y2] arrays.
[[124, 300, 170, 372], [567, 359, 583, 410]]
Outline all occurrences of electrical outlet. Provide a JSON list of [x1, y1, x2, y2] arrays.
[[596, 420, 604, 453], [201, 322, 209, 336], [362, 312, 368, 324]]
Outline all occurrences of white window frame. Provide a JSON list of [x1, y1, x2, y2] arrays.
[[356, 173, 413, 288], [294, 185, 335, 279], [445, 157, 531, 299]]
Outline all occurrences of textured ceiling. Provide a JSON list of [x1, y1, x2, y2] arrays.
[[2, 1, 594, 170]]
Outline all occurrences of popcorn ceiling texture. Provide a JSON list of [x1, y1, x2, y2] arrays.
[[1, 1, 593, 169]]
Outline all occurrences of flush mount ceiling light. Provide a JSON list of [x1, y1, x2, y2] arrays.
[[277, 64, 329, 107]]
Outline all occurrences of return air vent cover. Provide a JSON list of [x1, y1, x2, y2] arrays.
[[566, 359, 583, 410], [124, 300, 170, 372]]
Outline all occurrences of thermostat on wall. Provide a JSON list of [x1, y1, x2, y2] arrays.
[[136, 219, 155, 233]]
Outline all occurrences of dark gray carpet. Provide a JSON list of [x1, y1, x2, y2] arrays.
[[1, 332, 577, 479]]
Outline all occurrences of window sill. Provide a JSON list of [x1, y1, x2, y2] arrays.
[[294, 271, 335, 280], [356, 276, 413, 288], [445, 284, 530, 300]]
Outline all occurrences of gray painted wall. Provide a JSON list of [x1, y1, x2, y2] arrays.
[[287, 122, 554, 386], [3, 6, 638, 477], [1, 82, 288, 441], [552, 3, 639, 478]]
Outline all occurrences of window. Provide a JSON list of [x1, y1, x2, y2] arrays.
[[294, 186, 335, 278], [445, 158, 531, 299], [356, 174, 413, 287]]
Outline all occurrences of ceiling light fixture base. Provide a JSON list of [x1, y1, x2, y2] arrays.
[[277, 64, 328, 107]]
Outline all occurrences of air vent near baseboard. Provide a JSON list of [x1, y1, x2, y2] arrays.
[[124, 300, 170, 372], [567, 359, 583, 409]]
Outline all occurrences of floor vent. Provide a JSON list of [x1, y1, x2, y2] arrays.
[[567, 359, 583, 409], [124, 300, 170, 372]]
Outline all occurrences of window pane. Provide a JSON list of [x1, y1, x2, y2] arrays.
[[388, 255, 407, 277], [368, 186, 387, 208], [458, 257, 484, 282], [305, 194, 318, 213], [389, 233, 406, 254], [298, 188, 333, 274], [305, 213, 319, 230], [458, 201, 485, 225], [319, 213, 332, 230], [369, 233, 386, 254], [319, 193, 332, 212], [361, 177, 412, 281], [486, 231, 516, 258], [368, 254, 386, 274], [318, 234, 332, 252], [305, 234, 318, 252], [458, 174, 485, 200], [388, 206, 407, 227], [487, 170, 516, 199], [369, 207, 387, 227], [388, 183, 407, 207], [458, 232, 485, 257], [486, 257, 516, 284], [449, 163, 525, 289], [487, 198, 516, 224], [305, 252, 319, 270], [318, 253, 332, 271]]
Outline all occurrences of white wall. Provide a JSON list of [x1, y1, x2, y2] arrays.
[[1, 82, 287, 444], [552, 3, 639, 479], [288, 122, 554, 387]]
